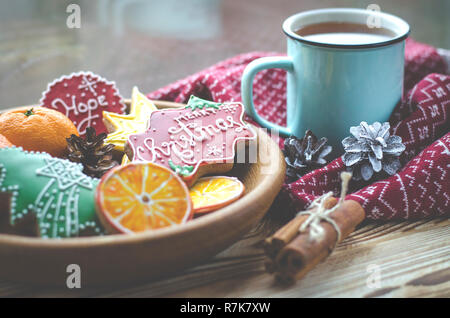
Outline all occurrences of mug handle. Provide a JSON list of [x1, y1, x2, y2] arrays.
[[241, 56, 294, 136]]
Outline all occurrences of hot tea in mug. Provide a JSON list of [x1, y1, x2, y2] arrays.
[[241, 8, 410, 154]]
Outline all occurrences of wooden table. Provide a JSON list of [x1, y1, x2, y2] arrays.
[[1, 217, 449, 297], [0, 0, 448, 297]]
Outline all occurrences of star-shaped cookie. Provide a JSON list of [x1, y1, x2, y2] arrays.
[[103, 86, 157, 152]]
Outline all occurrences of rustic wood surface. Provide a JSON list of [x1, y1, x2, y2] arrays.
[[0, 0, 448, 297], [0, 217, 448, 297]]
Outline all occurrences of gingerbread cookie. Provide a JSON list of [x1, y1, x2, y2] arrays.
[[95, 162, 192, 234], [121, 154, 130, 165], [103, 86, 157, 152], [40, 71, 126, 136], [0, 147, 104, 238], [126, 96, 256, 186]]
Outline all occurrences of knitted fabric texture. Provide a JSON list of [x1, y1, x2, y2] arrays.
[[148, 39, 449, 220]]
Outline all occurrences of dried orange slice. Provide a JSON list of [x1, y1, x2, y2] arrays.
[[189, 176, 245, 214], [96, 162, 192, 234]]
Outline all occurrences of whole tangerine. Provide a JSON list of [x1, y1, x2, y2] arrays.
[[0, 134, 13, 148], [0, 107, 78, 157]]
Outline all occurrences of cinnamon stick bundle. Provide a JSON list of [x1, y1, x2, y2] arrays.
[[264, 197, 338, 259], [264, 199, 365, 283]]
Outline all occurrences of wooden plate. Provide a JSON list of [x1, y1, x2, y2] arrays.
[[0, 100, 286, 286]]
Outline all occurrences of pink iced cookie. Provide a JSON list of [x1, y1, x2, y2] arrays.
[[126, 96, 256, 186], [40, 71, 126, 136]]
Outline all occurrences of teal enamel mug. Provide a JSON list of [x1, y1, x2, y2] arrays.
[[241, 8, 410, 154]]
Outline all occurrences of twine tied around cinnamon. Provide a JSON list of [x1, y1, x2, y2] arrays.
[[297, 172, 352, 243]]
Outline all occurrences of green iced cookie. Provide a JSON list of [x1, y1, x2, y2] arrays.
[[0, 147, 104, 238], [185, 95, 222, 110]]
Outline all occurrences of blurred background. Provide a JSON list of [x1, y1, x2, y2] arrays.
[[0, 0, 448, 108]]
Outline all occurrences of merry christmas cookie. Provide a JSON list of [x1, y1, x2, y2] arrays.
[[40, 71, 126, 136], [126, 96, 256, 186], [103, 86, 157, 152], [0, 147, 103, 238], [95, 162, 192, 234]]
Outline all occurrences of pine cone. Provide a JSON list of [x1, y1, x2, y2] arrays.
[[342, 121, 405, 181], [283, 130, 332, 183], [66, 127, 118, 178]]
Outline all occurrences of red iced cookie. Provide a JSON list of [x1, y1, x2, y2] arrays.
[[126, 96, 257, 186], [40, 71, 126, 136]]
